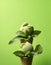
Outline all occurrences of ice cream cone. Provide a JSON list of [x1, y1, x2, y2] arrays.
[[20, 56, 33, 65]]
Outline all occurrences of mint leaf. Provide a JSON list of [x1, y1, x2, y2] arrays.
[[9, 36, 25, 44], [9, 31, 28, 44], [32, 30, 41, 37], [13, 51, 25, 57], [16, 31, 27, 38], [35, 44, 43, 54]]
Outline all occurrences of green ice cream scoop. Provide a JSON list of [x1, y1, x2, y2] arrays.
[[19, 42, 33, 53]]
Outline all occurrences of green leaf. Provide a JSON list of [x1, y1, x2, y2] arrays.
[[9, 31, 28, 44], [13, 51, 25, 57], [16, 31, 27, 38], [32, 30, 41, 37], [9, 36, 25, 44], [35, 44, 43, 54], [30, 51, 35, 55]]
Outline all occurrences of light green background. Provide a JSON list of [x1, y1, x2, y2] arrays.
[[0, 0, 51, 65]]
